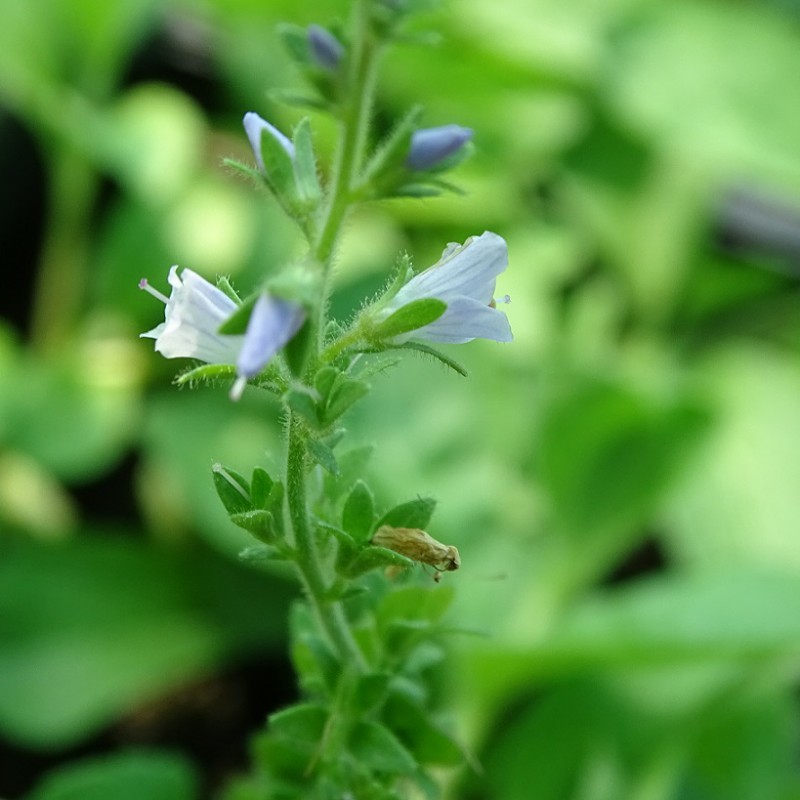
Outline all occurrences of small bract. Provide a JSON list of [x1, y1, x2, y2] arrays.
[[243, 112, 295, 172]]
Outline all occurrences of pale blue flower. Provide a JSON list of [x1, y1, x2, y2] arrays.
[[381, 231, 512, 344], [230, 294, 306, 400], [406, 125, 473, 171], [140, 267, 305, 401], [308, 24, 344, 71], [243, 112, 295, 172], [139, 266, 243, 364]]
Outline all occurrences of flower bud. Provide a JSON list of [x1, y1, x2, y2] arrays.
[[243, 112, 295, 173], [406, 125, 473, 171], [307, 24, 344, 71]]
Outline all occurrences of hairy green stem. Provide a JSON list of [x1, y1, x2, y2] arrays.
[[286, 415, 366, 668], [282, 1, 384, 672]]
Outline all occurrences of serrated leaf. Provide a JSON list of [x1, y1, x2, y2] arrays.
[[373, 299, 447, 340], [285, 387, 320, 428], [270, 703, 327, 743], [377, 497, 436, 530], [212, 464, 251, 515], [396, 341, 468, 377], [344, 546, 414, 578], [292, 117, 322, 207], [349, 721, 417, 774], [217, 293, 258, 335], [229, 510, 275, 543], [250, 467, 274, 509], [342, 480, 375, 543], [308, 438, 338, 475], [323, 379, 369, 425]]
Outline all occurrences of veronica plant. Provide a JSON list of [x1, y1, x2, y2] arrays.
[[140, 2, 511, 797]]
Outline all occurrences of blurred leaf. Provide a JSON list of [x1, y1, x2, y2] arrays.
[[0, 351, 138, 482], [28, 750, 197, 800], [341, 480, 375, 543], [0, 537, 291, 747], [536, 376, 707, 537], [308, 438, 338, 476], [269, 703, 327, 744], [349, 721, 417, 775]]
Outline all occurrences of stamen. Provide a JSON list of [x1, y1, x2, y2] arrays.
[[229, 374, 247, 402], [139, 278, 169, 304]]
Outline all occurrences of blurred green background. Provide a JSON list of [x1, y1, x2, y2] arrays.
[[2, 0, 800, 798]]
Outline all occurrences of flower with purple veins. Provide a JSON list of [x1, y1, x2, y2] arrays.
[[139, 266, 243, 364], [243, 112, 295, 172], [379, 231, 512, 344], [140, 267, 306, 401], [406, 125, 473, 171]]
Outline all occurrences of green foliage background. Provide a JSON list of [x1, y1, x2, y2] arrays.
[[1, 0, 800, 798]]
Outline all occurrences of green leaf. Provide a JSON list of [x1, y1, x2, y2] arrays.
[[277, 22, 312, 65], [384, 691, 464, 766], [377, 497, 436, 530], [290, 603, 339, 696], [28, 751, 198, 800], [395, 341, 468, 377], [0, 538, 291, 747], [292, 117, 322, 207], [377, 586, 455, 633], [211, 464, 251, 515], [314, 366, 339, 400], [362, 105, 423, 186], [265, 481, 286, 538], [285, 387, 320, 428], [229, 509, 275, 543], [317, 522, 359, 572], [217, 293, 258, 335], [323, 378, 369, 424], [344, 546, 414, 579], [238, 544, 285, 563], [342, 480, 375, 543], [270, 703, 327, 744], [250, 467, 274, 510], [255, 122, 298, 203], [308, 438, 338, 476], [353, 673, 391, 714], [373, 298, 447, 340], [175, 363, 237, 387], [216, 275, 241, 303], [349, 721, 418, 775]]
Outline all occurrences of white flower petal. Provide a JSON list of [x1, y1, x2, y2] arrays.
[[413, 296, 513, 344], [140, 267, 243, 364], [392, 231, 507, 307]]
